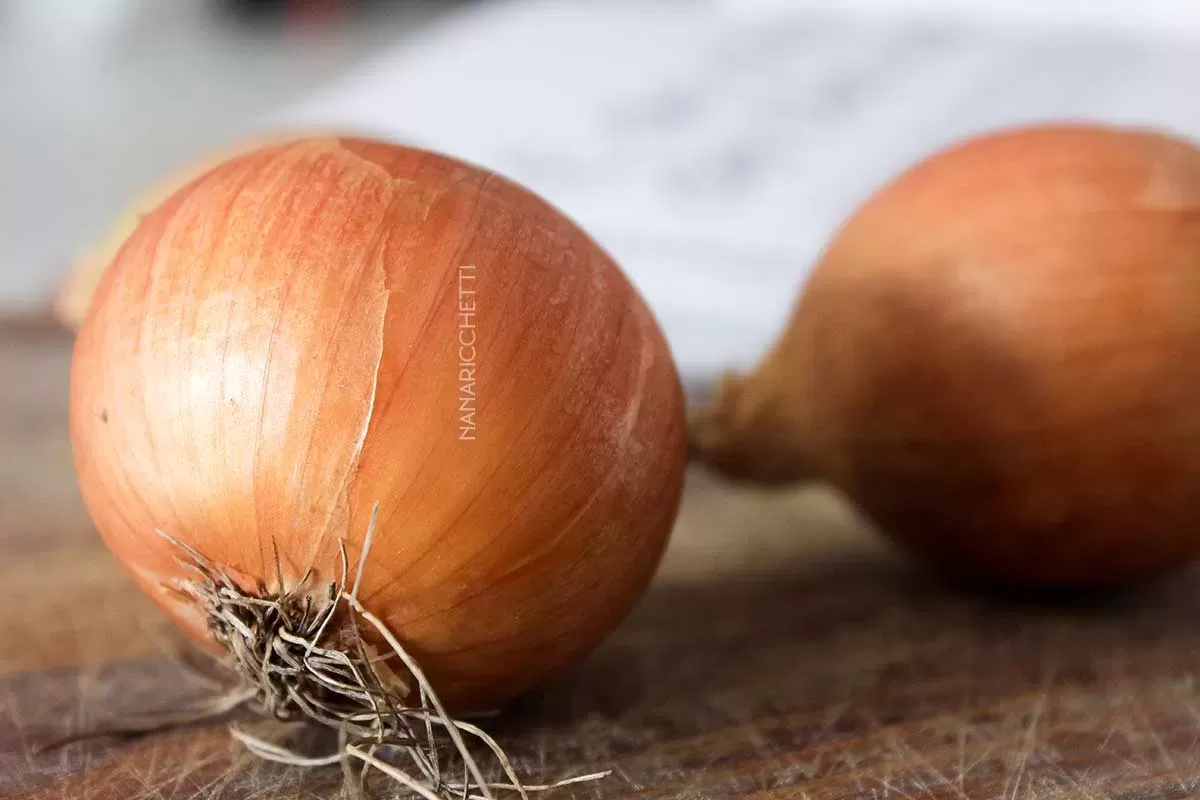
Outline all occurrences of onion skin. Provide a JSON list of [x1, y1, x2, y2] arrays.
[[70, 137, 687, 711], [692, 124, 1200, 589], [55, 133, 321, 329]]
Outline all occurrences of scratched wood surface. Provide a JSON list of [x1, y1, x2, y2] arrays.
[[7, 322, 1200, 799]]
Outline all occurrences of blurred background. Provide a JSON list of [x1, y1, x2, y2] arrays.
[[3, 0, 1199, 378]]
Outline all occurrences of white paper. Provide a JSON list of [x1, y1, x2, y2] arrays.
[[279, 0, 1200, 378]]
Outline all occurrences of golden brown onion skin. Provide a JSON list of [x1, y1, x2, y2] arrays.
[[55, 132, 328, 329], [693, 124, 1200, 588], [70, 137, 687, 710]]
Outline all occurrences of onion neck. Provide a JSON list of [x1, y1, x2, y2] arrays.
[[688, 357, 822, 486]]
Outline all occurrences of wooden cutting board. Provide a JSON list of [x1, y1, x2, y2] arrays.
[[6, 320, 1200, 799]]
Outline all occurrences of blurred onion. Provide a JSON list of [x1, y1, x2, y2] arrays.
[[692, 123, 1200, 588]]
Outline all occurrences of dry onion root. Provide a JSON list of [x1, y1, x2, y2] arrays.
[[692, 123, 1200, 589], [164, 507, 610, 800], [68, 137, 687, 795]]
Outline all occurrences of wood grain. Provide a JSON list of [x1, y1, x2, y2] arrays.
[[6, 325, 1200, 798]]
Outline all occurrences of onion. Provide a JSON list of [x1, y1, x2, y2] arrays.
[[691, 123, 1200, 589], [70, 137, 686, 781]]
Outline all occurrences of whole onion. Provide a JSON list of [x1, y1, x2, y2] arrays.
[[70, 136, 687, 722], [692, 123, 1200, 589]]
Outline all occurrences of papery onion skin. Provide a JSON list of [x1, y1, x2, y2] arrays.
[[70, 137, 687, 711], [55, 133, 324, 329], [692, 123, 1200, 588]]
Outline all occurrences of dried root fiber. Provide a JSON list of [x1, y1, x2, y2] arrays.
[[96, 506, 608, 800]]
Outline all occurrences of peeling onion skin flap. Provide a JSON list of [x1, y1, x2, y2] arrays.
[[70, 137, 688, 711], [692, 124, 1200, 589]]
